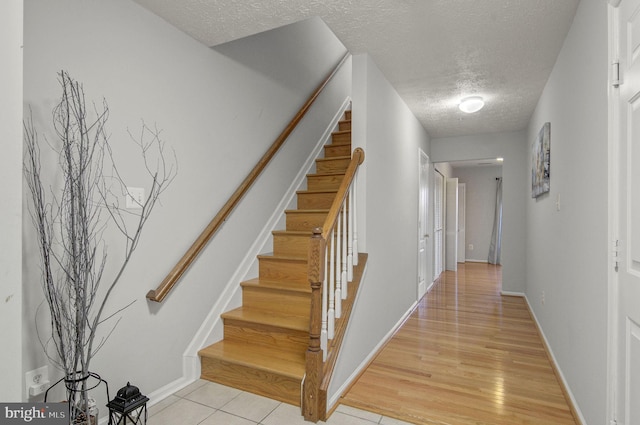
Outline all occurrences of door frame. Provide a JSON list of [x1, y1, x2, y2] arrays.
[[433, 170, 445, 280], [457, 183, 466, 263], [418, 148, 431, 299], [445, 178, 459, 271], [608, 1, 622, 423]]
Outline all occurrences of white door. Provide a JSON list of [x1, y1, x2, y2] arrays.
[[445, 178, 458, 271], [457, 183, 466, 263], [418, 150, 430, 298], [433, 171, 444, 279], [611, 1, 640, 423]]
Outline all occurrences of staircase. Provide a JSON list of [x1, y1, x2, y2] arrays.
[[198, 110, 353, 406]]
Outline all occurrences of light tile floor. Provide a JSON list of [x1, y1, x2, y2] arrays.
[[148, 380, 413, 425]]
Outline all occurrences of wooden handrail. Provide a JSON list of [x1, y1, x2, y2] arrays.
[[303, 147, 364, 422], [147, 52, 350, 303]]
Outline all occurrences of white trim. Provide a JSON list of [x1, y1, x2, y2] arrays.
[[146, 376, 195, 407], [465, 259, 489, 263], [417, 148, 430, 300], [327, 267, 414, 410], [425, 279, 436, 295], [524, 295, 587, 425], [97, 376, 197, 425], [176, 96, 353, 387], [500, 290, 525, 297], [608, 1, 622, 424]]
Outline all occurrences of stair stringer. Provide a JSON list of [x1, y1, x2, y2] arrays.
[[179, 97, 353, 385]]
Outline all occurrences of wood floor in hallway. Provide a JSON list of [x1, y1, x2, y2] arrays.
[[340, 262, 579, 425]]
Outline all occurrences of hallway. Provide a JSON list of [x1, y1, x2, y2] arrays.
[[341, 263, 578, 425]]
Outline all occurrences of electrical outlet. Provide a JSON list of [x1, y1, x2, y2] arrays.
[[468, 244, 474, 250], [126, 187, 145, 209], [29, 382, 50, 397], [541, 290, 546, 305], [25, 366, 49, 398]]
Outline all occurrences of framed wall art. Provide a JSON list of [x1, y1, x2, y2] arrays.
[[531, 122, 550, 198]]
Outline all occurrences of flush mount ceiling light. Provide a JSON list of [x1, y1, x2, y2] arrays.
[[459, 96, 485, 113]]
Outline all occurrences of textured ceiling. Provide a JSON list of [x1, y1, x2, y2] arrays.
[[131, 0, 579, 139]]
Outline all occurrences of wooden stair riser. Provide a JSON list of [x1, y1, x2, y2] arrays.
[[339, 120, 351, 131], [324, 143, 351, 158], [258, 256, 308, 284], [285, 210, 328, 231], [242, 286, 311, 318], [223, 316, 309, 352], [273, 232, 311, 257], [200, 357, 301, 406], [296, 191, 338, 210], [315, 156, 350, 174], [331, 131, 351, 145], [307, 173, 345, 191]]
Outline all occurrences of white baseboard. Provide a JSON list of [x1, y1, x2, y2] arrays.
[[500, 290, 525, 297], [465, 259, 488, 263], [523, 295, 586, 425], [425, 279, 435, 294]]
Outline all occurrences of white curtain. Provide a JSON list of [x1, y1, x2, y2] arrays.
[[488, 177, 503, 265]]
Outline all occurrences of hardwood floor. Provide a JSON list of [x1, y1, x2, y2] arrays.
[[340, 263, 578, 425]]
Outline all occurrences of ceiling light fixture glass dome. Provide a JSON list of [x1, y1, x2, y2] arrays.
[[459, 96, 485, 113]]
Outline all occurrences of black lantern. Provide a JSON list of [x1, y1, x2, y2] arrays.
[[107, 382, 149, 425]]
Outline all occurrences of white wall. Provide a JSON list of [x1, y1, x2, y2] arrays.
[[525, 0, 608, 423], [0, 0, 23, 402], [23, 0, 347, 410], [453, 166, 502, 262], [328, 53, 431, 403], [431, 131, 528, 293]]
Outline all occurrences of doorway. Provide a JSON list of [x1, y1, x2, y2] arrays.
[[433, 170, 445, 280], [445, 177, 459, 271], [608, 1, 640, 423], [418, 149, 431, 298]]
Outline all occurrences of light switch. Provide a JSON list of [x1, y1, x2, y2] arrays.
[[126, 187, 145, 209]]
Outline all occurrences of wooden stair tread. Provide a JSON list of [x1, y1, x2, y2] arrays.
[[332, 130, 351, 136], [199, 340, 305, 379], [257, 253, 308, 262], [296, 189, 338, 195], [306, 171, 345, 177], [316, 155, 350, 162], [241, 277, 312, 294], [272, 230, 313, 236], [222, 306, 309, 331], [284, 208, 329, 214]]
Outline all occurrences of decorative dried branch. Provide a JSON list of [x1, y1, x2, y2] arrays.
[[24, 70, 176, 420]]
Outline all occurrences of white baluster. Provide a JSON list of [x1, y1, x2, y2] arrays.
[[342, 201, 348, 299], [335, 211, 342, 318], [328, 228, 335, 340], [352, 173, 359, 267], [321, 242, 328, 359], [347, 187, 354, 282]]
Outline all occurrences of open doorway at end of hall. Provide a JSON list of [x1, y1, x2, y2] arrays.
[[432, 159, 503, 284]]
